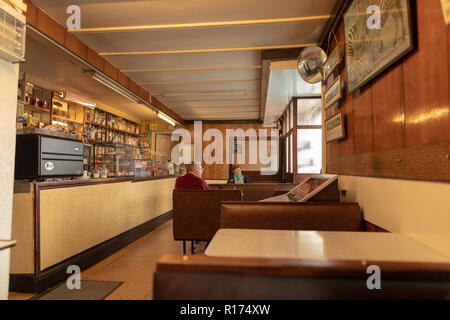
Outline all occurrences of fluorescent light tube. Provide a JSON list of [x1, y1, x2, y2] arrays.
[[63, 91, 96, 109], [157, 112, 176, 126], [92, 72, 141, 103]]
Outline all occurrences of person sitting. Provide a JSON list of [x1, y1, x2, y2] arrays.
[[175, 163, 211, 190], [227, 165, 251, 184]]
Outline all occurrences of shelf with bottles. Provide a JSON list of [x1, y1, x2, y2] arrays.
[[85, 108, 107, 127], [19, 79, 53, 112], [86, 124, 107, 142], [52, 94, 85, 124], [108, 113, 139, 136], [21, 102, 51, 113], [51, 117, 84, 140], [17, 80, 52, 129]]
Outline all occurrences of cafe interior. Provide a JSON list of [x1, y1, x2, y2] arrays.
[[0, 0, 449, 300]]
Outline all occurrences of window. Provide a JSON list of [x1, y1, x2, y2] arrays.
[[289, 133, 293, 173], [285, 135, 289, 173], [297, 99, 322, 126], [282, 97, 322, 177], [297, 129, 322, 174], [289, 101, 294, 130], [296, 97, 322, 174]]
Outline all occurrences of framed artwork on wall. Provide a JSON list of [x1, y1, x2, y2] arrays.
[[325, 111, 345, 143], [323, 45, 341, 80], [344, 0, 413, 94], [324, 75, 342, 109]]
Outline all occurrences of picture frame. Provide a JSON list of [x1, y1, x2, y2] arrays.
[[325, 111, 345, 143], [344, 0, 413, 94], [324, 75, 342, 109], [323, 45, 341, 80]]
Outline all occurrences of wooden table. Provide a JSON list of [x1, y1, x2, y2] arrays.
[[0, 240, 16, 251], [205, 229, 450, 263]]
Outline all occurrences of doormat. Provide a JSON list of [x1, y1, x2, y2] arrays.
[[34, 280, 123, 300]]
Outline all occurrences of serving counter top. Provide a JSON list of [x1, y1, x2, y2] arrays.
[[19, 175, 179, 189]]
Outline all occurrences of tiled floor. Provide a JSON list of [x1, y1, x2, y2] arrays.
[[9, 219, 205, 300]]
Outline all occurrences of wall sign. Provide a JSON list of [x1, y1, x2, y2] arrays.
[[324, 76, 342, 109], [344, 0, 413, 94], [325, 112, 345, 143], [323, 45, 341, 80]]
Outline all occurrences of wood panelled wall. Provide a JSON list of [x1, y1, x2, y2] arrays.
[[326, 0, 450, 182], [23, 0, 184, 125], [185, 123, 281, 181]]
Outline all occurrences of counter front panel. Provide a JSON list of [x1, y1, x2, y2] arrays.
[[11, 176, 177, 274]]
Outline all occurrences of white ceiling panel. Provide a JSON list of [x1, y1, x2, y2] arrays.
[[143, 80, 260, 95], [105, 51, 262, 71], [29, 0, 339, 121], [31, 0, 337, 27], [167, 99, 260, 108], [129, 69, 261, 83], [76, 21, 325, 53]]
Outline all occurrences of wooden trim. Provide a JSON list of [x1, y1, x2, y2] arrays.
[[10, 211, 173, 293], [69, 15, 332, 34], [36, 175, 178, 190], [156, 254, 450, 281], [64, 32, 87, 59], [140, 79, 261, 86], [123, 66, 262, 73], [327, 142, 450, 182], [99, 44, 319, 56]]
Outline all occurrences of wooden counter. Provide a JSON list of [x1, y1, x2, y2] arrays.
[[10, 175, 177, 293]]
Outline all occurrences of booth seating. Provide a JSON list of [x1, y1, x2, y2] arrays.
[[210, 183, 298, 201], [154, 254, 450, 300], [173, 189, 243, 253], [220, 202, 364, 231], [211, 180, 340, 202]]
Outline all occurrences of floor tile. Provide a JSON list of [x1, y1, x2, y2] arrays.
[[104, 282, 152, 300]]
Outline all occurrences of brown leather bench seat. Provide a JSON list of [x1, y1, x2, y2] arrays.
[[220, 202, 364, 231], [154, 254, 450, 300], [173, 189, 243, 250]]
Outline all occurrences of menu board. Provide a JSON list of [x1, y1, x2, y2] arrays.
[[261, 174, 338, 202], [286, 174, 338, 202]]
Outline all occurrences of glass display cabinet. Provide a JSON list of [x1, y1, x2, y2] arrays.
[[93, 142, 136, 177], [134, 147, 153, 177]]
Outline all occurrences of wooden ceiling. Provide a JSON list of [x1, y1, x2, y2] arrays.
[[30, 0, 339, 121]]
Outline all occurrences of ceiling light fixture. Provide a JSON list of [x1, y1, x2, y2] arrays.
[[157, 112, 176, 126], [91, 72, 141, 103], [61, 91, 97, 109]]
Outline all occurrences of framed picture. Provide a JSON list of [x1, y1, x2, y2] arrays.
[[325, 112, 345, 143], [323, 45, 341, 80], [324, 75, 342, 109], [344, 0, 413, 94]]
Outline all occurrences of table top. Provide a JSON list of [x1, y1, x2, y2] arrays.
[[0, 240, 16, 251], [205, 229, 450, 263]]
